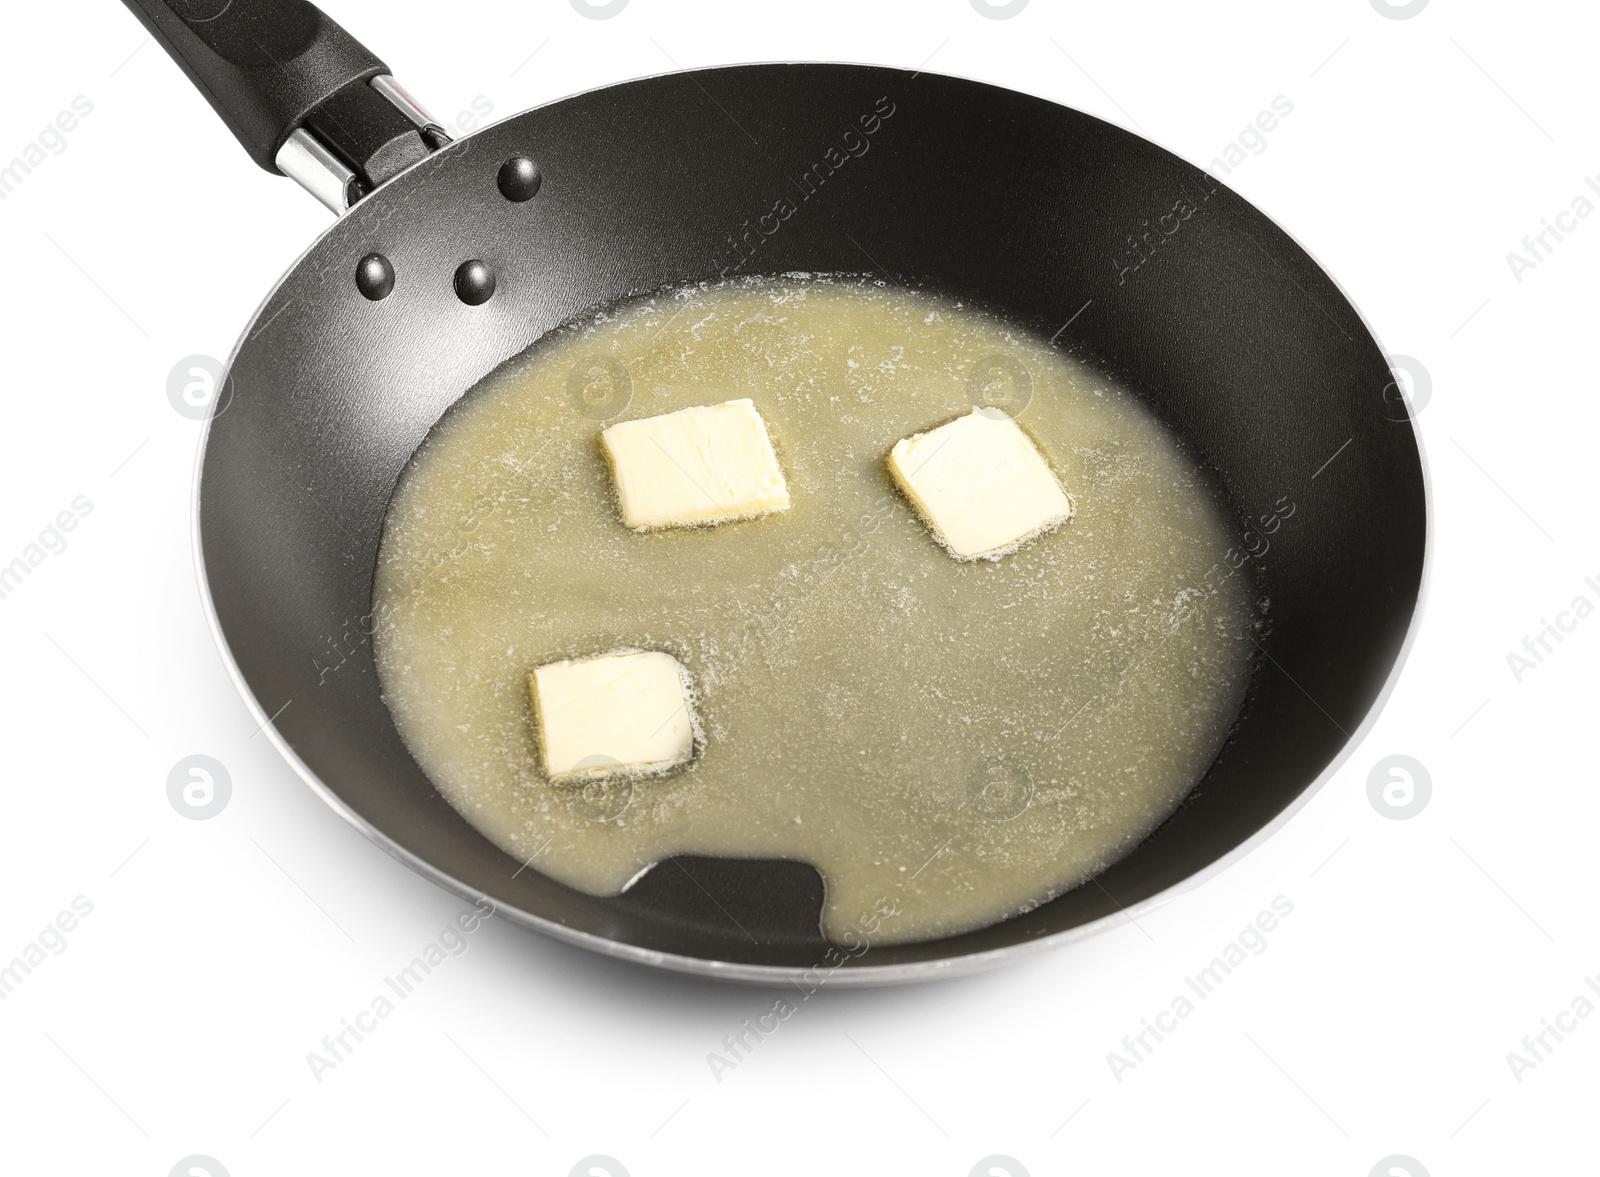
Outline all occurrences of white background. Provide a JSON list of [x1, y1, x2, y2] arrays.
[[0, 1, 1593, 1174]]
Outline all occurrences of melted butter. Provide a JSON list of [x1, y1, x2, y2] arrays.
[[373, 277, 1253, 945]]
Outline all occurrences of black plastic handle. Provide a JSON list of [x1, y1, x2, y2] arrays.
[[121, 0, 390, 173]]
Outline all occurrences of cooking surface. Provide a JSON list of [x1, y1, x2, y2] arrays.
[[373, 278, 1253, 943]]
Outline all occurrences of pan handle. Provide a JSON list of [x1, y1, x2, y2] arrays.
[[121, 0, 450, 213]]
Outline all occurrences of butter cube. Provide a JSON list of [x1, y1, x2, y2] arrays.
[[530, 650, 696, 782], [888, 406, 1073, 560], [600, 399, 790, 530]]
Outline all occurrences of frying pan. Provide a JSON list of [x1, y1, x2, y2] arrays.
[[124, 0, 1427, 984]]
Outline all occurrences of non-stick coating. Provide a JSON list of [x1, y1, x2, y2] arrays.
[[200, 65, 1424, 982]]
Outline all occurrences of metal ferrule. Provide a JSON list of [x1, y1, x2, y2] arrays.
[[274, 76, 450, 215], [274, 126, 361, 215], [371, 74, 453, 149]]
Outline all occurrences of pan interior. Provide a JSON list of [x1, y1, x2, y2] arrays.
[[199, 64, 1424, 978], [370, 275, 1255, 945]]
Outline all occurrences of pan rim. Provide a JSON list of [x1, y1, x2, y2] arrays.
[[189, 63, 1434, 986]]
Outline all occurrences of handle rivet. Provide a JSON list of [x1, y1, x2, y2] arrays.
[[356, 254, 395, 301], [497, 156, 542, 202], [454, 259, 496, 306]]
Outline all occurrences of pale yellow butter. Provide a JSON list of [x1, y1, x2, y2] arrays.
[[600, 398, 790, 530], [529, 650, 695, 782], [888, 406, 1073, 560]]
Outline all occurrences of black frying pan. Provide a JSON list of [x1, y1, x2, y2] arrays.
[[124, 0, 1426, 984]]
